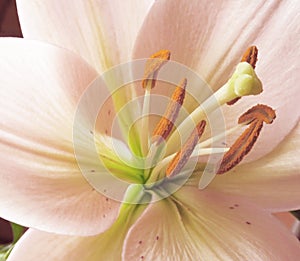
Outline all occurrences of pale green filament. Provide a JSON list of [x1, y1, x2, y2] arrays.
[[140, 85, 152, 156], [198, 125, 242, 148], [147, 147, 229, 184]]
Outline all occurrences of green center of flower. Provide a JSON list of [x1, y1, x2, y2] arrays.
[[95, 47, 275, 196]]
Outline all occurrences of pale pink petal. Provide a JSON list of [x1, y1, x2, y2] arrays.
[[274, 212, 297, 230], [0, 38, 120, 235], [123, 189, 300, 260], [212, 122, 300, 211], [134, 0, 300, 160], [221, 0, 300, 160], [8, 229, 120, 261], [17, 0, 154, 73], [8, 203, 143, 261]]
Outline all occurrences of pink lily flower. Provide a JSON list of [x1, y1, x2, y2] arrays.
[[0, 0, 299, 260]]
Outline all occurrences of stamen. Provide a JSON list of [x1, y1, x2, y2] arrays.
[[149, 147, 229, 182], [227, 97, 240, 105], [241, 46, 258, 69], [166, 120, 206, 177], [152, 78, 187, 145], [238, 104, 276, 124], [227, 46, 258, 105], [217, 104, 276, 174], [142, 50, 171, 89], [140, 50, 171, 156], [198, 125, 242, 148]]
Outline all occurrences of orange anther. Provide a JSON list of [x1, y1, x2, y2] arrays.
[[217, 104, 275, 174], [152, 78, 187, 144], [142, 50, 171, 89], [166, 120, 206, 177], [241, 46, 258, 69]]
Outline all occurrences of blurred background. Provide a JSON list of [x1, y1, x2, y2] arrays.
[[0, 0, 21, 244], [0, 0, 21, 37]]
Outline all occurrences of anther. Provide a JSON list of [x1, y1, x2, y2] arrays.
[[241, 46, 258, 69], [217, 104, 276, 174], [152, 78, 187, 145], [142, 50, 171, 89], [227, 46, 258, 105], [140, 50, 171, 155], [238, 104, 276, 125], [166, 120, 206, 177]]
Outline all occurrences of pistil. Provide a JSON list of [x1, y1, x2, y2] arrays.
[[227, 45, 258, 105], [165, 61, 263, 155]]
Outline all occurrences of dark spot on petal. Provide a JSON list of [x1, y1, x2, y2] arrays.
[[104, 189, 107, 193], [105, 129, 108, 135], [156, 236, 159, 240], [234, 204, 239, 207], [229, 206, 234, 210], [103, 214, 106, 218], [138, 240, 142, 244], [140, 256, 144, 259], [108, 110, 111, 115], [246, 221, 251, 225], [106, 198, 109, 202], [90, 130, 94, 134], [91, 170, 95, 173]]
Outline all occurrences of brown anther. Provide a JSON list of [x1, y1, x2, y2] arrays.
[[238, 104, 276, 125], [217, 104, 276, 174], [166, 120, 206, 177], [241, 46, 258, 69], [142, 50, 171, 89], [227, 46, 258, 105], [227, 97, 241, 105], [152, 78, 187, 144]]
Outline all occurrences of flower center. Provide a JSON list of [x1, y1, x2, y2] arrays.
[[94, 47, 275, 195], [135, 47, 275, 187]]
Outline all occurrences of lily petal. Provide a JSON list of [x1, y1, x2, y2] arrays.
[[123, 189, 300, 260], [16, 0, 154, 73], [0, 38, 120, 236], [134, 0, 300, 160], [8, 204, 145, 261], [212, 122, 300, 211], [8, 229, 121, 261], [17, 0, 151, 146]]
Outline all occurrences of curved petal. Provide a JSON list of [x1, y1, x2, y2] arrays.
[[212, 122, 300, 211], [0, 38, 120, 236], [8, 204, 144, 261], [134, 0, 300, 160], [7, 229, 119, 261], [123, 189, 300, 260], [274, 212, 296, 230], [17, 0, 150, 147], [16, 0, 154, 73]]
